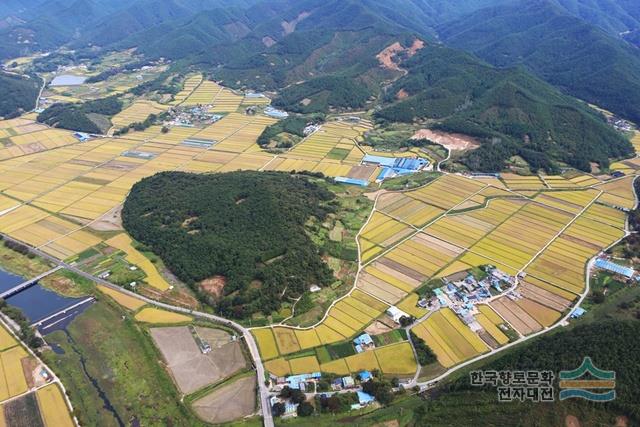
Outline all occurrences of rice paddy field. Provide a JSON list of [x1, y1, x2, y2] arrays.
[[1, 74, 639, 384], [134, 307, 192, 324], [262, 341, 417, 377], [0, 327, 31, 401], [110, 100, 168, 129], [36, 384, 75, 427]]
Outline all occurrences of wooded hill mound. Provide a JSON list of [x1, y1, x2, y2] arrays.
[[122, 171, 336, 318]]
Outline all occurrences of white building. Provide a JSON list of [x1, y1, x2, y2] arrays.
[[386, 306, 409, 323]]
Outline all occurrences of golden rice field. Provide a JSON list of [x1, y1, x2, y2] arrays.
[[263, 341, 416, 377], [595, 175, 637, 210], [134, 308, 192, 324], [374, 342, 417, 375], [476, 305, 509, 346], [411, 308, 487, 368], [171, 74, 204, 105], [0, 344, 30, 400], [254, 291, 387, 358], [264, 358, 291, 377], [97, 285, 146, 311], [36, 384, 75, 427], [110, 100, 168, 129], [288, 120, 369, 163], [252, 328, 279, 360]]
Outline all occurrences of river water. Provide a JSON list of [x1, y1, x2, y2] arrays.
[[0, 268, 85, 326]]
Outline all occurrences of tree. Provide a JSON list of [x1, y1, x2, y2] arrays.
[[297, 401, 314, 417], [272, 402, 285, 417], [591, 290, 605, 304], [411, 331, 437, 366]]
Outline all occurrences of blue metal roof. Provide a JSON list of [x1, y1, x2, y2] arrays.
[[594, 259, 634, 278], [357, 391, 375, 404], [363, 154, 396, 167], [335, 176, 369, 187]]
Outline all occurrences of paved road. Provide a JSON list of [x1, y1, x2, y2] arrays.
[[0, 233, 274, 427]]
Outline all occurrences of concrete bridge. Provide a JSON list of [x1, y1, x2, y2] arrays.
[[0, 266, 63, 299], [32, 297, 95, 328]]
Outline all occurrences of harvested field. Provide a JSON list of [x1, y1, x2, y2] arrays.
[[490, 297, 542, 336], [150, 326, 246, 394], [3, 392, 43, 427], [191, 375, 256, 424]]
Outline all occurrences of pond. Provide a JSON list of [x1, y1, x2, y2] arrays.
[[49, 74, 87, 86]]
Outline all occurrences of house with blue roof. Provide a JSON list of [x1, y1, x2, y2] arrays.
[[354, 333, 374, 348], [594, 259, 635, 279], [359, 371, 373, 381], [571, 307, 586, 319], [357, 391, 376, 405]]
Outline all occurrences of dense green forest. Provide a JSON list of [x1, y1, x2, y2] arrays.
[[122, 171, 338, 318], [375, 45, 633, 173], [257, 114, 323, 148], [272, 76, 371, 113], [439, 0, 640, 124], [37, 96, 123, 133], [334, 320, 640, 427], [0, 72, 40, 118]]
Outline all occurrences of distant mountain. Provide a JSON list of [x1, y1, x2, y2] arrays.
[[375, 45, 633, 173], [438, 0, 640, 123], [551, 0, 640, 34]]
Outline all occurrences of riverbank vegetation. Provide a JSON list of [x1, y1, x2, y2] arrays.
[[42, 300, 206, 426]]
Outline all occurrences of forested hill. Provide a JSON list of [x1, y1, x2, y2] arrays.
[[439, 0, 640, 124], [0, 72, 40, 119], [122, 171, 337, 319], [375, 45, 633, 173]]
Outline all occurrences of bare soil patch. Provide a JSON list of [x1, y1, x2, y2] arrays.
[[281, 11, 310, 35], [565, 415, 581, 427], [412, 129, 480, 151], [396, 89, 409, 100], [364, 320, 393, 335], [377, 39, 425, 72], [262, 36, 276, 47], [192, 375, 256, 424], [150, 326, 247, 395], [200, 275, 226, 298], [90, 204, 123, 231], [347, 165, 378, 180]]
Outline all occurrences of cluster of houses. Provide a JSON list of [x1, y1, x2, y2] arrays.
[[166, 106, 222, 127], [607, 115, 634, 132], [425, 267, 514, 314], [270, 370, 378, 417]]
